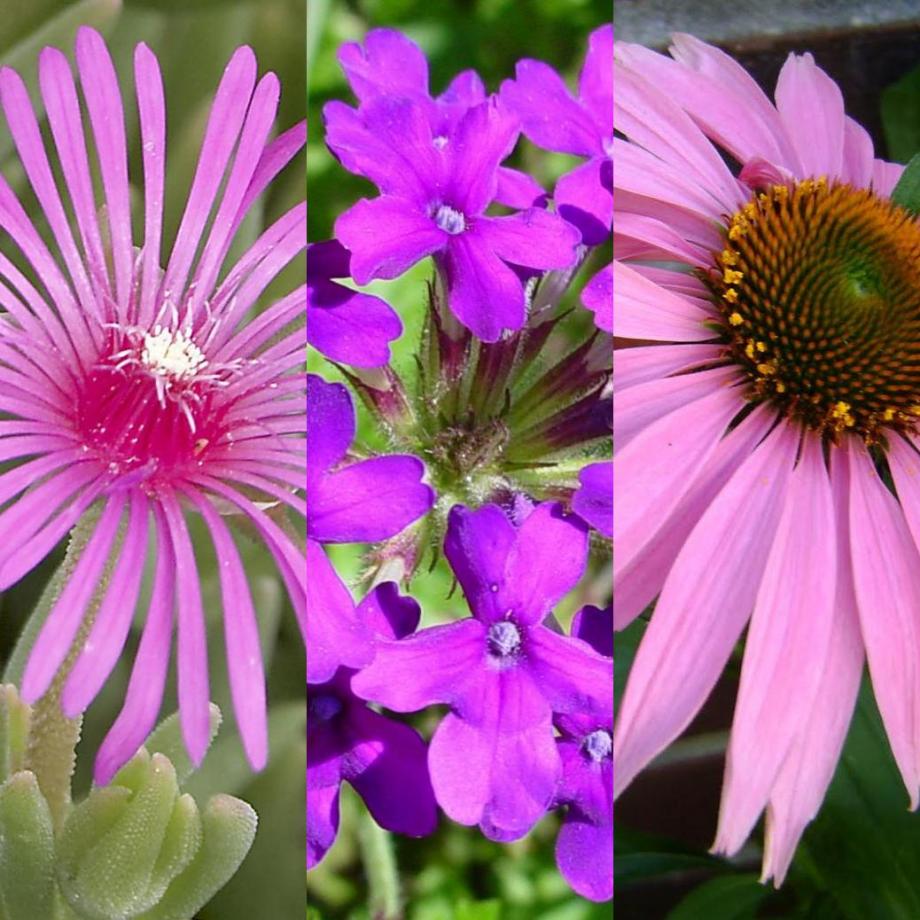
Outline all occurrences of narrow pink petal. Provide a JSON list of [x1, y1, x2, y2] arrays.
[[614, 422, 798, 796], [842, 117, 875, 189], [714, 435, 837, 855], [614, 384, 745, 584], [774, 52, 845, 180], [75, 27, 133, 308], [187, 72, 281, 320], [62, 491, 149, 716], [214, 286, 303, 363], [159, 491, 211, 767], [614, 407, 774, 629], [848, 442, 920, 807], [21, 493, 127, 702], [95, 502, 176, 785], [614, 365, 739, 450], [161, 45, 257, 312], [134, 42, 167, 328], [39, 46, 109, 300], [186, 489, 267, 771], [614, 260, 713, 342], [615, 344, 726, 391], [760, 446, 864, 885], [0, 66, 99, 327]]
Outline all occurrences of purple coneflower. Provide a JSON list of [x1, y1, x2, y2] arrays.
[[614, 34, 920, 881], [0, 28, 305, 784]]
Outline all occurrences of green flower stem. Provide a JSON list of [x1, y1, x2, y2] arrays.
[[358, 811, 401, 920]]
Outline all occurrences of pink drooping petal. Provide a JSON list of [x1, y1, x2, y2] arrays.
[[21, 493, 127, 703], [614, 384, 744, 583], [714, 435, 837, 855], [760, 446, 864, 886], [872, 158, 905, 197], [61, 490, 150, 717], [774, 51, 845, 180], [614, 422, 798, 796], [614, 343, 724, 391], [842, 117, 875, 189], [95, 502, 176, 785], [848, 441, 920, 808], [614, 365, 739, 450], [614, 405, 774, 629], [159, 491, 211, 768], [614, 211, 710, 266], [134, 42, 167, 328], [75, 27, 134, 308], [614, 260, 713, 343]]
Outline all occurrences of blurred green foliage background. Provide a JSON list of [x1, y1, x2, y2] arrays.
[[0, 1, 305, 918], [308, 0, 611, 918]]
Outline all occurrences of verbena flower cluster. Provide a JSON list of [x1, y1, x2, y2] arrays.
[[307, 25, 613, 902]]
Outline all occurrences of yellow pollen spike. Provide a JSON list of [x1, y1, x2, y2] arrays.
[[721, 249, 738, 266], [911, 406, 920, 416], [728, 311, 743, 326], [756, 361, 777, 376], [883, 408, 896, 421], [745, 341, 756, 359], [723, 288, 739, 303], [775, 381, 786, 393], [723, 269, 744, 285], [756, 341, 767, 353], [728, 223, 746, 241], [743, 202, 758, 219]]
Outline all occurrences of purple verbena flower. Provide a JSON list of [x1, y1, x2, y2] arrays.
[[325, 93, 581, 342], [307, 582, 437, 869], [307, 239, 402, 367], [335, 28, 545, 209], [306, 374, 435, 683], [350, 502, 611, 840], [553, 603, 613, 902], [573, 460, 613, 538], [0, 28, 306, 783], [501, 23, 613, 245]]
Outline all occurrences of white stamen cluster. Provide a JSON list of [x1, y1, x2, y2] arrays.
[[141, 325, 208, 381]]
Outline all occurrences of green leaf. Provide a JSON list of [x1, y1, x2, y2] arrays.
[[891, 153, 920, 217], [801, 679, 920, 919], [0, 772, 55, 920], [882, 63, 920, 164], [667, 874, 769, 919], [455, 900, 502, 920]]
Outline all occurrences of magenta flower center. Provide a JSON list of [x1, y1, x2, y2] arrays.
[[433, 204, 466, 235], [706, 178, 920, 444], [583, 729, 612, 763], [75, 326, 229, 484]]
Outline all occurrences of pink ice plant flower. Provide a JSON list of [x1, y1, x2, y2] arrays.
[[0, 28, 306, 783], [351, 502, 612, 841], [613, 33, 920, 883]]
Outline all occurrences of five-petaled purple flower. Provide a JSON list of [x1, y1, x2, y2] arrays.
[[306, 373, 435, 683], [553, 604, 613, 902], [307, 239, 402, 367], [307, 583, 437, 868], [325, 93, 581, 342], [501, 23, 613, 246], [351, 502, 612, 840]]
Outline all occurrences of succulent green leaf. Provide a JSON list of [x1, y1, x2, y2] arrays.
[[0, 771, 55, 920], [59, 754, 181, 919], [147, 795, 203, 898], [0, 686, 30, 784], [134, 795, 257, 920], [145, 706, 222, 787]]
